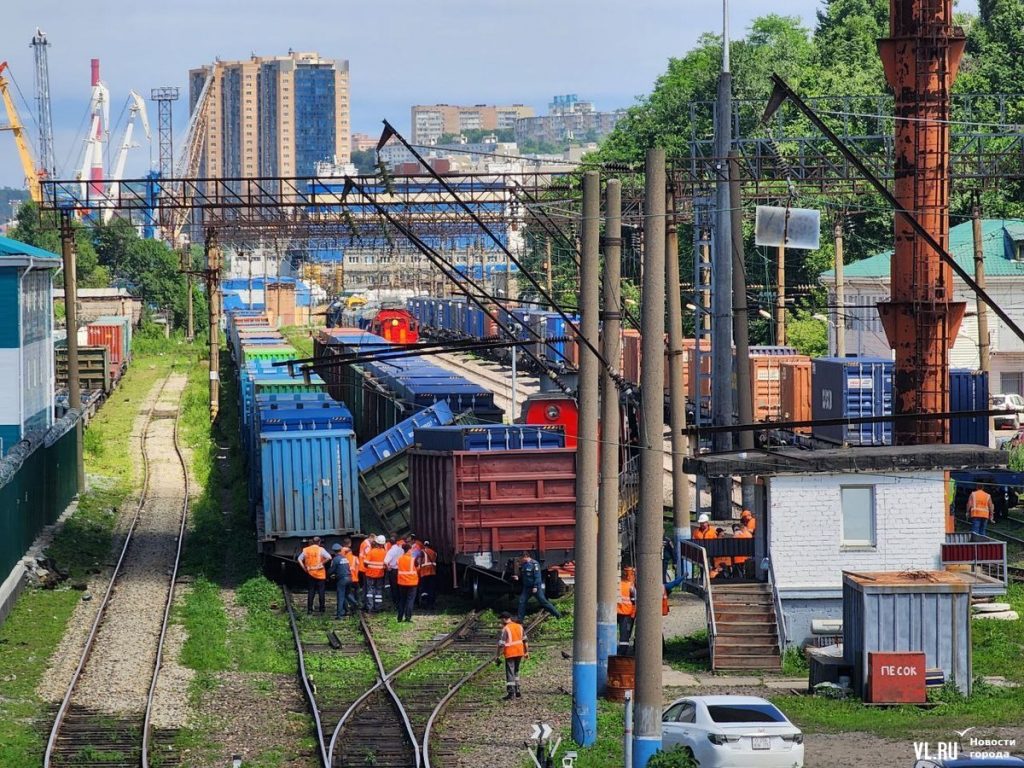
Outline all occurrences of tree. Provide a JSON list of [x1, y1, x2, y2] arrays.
[[352, 148, 377, 174], [7, 201, 108, 287], [786, 310, 829, 357]]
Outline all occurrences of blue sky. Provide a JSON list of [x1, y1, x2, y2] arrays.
[[0, 0, 975, 189]]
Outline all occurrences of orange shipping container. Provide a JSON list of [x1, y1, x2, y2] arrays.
[[779, 359, 812, 432], [684, 338, 713, 402], [750, 355, 810, 422], [621, 330, 687, 396]]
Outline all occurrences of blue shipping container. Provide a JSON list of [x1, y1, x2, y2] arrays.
[[950, 369, 989, 446], [811, 357, 894, 446], [260, 425, 360, 539], [414, 424, 566, 452], [357, 400, 455, 472]]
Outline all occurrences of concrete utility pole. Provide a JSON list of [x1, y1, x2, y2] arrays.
[[972, 203, 990, 374], [711, 4, 734, 520], [728, 152, 755, 512], [633, 148, 666, 768], [775, 244, 786, 344], [59, 212, 85, 491], [597, 178, 622, 693], [183, 248, 195, 342], [546, 238, 554, 311], [572, 170, 601, 747], [665, 189, 691, 570], [834, 220, 846, 358], [206, 230, 221, 419]]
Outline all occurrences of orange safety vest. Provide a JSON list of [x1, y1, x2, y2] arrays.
[[662, 587, 670, 617], [344, 552, 359, 583], [742, 516, 756, 533], [501, 622, 525, 659], [419, 547, 437, 577], [363, 547, 386, 578], [732, 528, 752, 565], [693, 526, 717, 540], [968, 490, 993, 519], [397, 553, 419, 586], [302, 545, 327, 580], [617, 580, 636, 618], [359, 538, 373, 572]]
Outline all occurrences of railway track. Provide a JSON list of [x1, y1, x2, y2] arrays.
[[44, 373, 190, 768], [285, 594, 545, 768]]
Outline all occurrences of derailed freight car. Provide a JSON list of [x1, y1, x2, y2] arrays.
[[409, 439, 576, 602]]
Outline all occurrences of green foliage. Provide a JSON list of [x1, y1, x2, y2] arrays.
[[179, 578, 231, 671], [664, 629, 712, 673], [781, 645, 811, 677], [8, 201, 107, 287], [786, 310, 829, 357], [648, 746, 699, 768], [1007, 444, 1024, 472], [352, 148, 377, 174]]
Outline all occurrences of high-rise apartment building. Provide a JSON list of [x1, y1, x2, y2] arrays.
[[189, 51, 349, 179], [410, 103, 534, 145]]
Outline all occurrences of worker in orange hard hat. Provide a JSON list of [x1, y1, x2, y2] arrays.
[[731, 523, 753, 578], [740, 509, 756, 533]]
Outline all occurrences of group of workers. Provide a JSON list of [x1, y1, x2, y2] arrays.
[[297, 532, 438, 621], [615, 565, 670, 652], [691, 508, 756, 580]]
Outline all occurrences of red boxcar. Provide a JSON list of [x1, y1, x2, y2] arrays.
[[409, 448, 577, 588], [86, 323, 126, 382]]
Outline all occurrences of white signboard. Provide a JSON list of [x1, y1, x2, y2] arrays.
[[755, 205, 821, 250]]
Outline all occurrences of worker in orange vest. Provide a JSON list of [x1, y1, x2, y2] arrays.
[[616, 568, 637, 652], [417, 539, 438, 608], [341, 540, 361, 614], [496, 611, 528, 700], [730, 523, 753, 578], [395, 543, 420, 622], [740, 509, 756, 533], [692, 514, 718, 579], [967, 485, 994, 536], [298, 536, 331, 615], [362, 536, 387, 613], [358, 535, 374, 579]]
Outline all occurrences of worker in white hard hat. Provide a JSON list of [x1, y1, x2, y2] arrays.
[[692, 514, 717, 582]]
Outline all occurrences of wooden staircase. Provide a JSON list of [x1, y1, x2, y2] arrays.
[[711, 583, 783, 671]]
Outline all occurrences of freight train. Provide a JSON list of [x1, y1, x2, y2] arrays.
[[326, 303, 421, 345]]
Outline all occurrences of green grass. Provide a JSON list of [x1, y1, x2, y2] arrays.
[[280, 326, 314, 358], [178, 577, 231, 671], [230, 577, 296, 674], [664, 630, 711, 673], [781, 645, 810, 677]]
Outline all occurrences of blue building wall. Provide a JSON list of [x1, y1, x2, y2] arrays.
[[293, 64, 336, 175]]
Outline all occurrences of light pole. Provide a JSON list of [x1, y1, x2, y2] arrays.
[[510, 321, 519, 420]]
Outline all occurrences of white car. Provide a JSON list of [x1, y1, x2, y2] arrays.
[[991, 394, 1024, 430], [662, 695, 804, 768]]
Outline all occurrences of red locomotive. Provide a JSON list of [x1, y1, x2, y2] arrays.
[[370, 308, 419, 344]]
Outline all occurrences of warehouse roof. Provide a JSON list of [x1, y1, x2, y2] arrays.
[[820, 218, 1024, 281], [684, 443, 1007, 478], [0, 236, 61, 267]]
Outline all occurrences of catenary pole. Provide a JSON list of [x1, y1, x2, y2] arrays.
[[572, 170, 601, 746], [633, 148, 666, 768], [597, 178, 622, 693], [665, 188, 691, 572], [206, 230, 221, 419], [728, 151, 755, 512], [834, 220, 846, 357], [972, 202, 990, 374], [59, 212, 85, 491], [711, 5, 734, 519]]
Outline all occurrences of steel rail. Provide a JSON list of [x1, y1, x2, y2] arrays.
[[141, 383, 191, 767], [43, 372, 178, 768], [283, 585, 332, 768], [360, 612, 422, 768], [421, 614, 547, 768], [326, 610, 481, 766]]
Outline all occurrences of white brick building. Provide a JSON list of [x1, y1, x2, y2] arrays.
[[686, 445, 1006, 646]]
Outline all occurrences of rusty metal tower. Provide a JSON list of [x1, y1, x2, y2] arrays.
[[877, 0, 966, 444], [150, 87, 179, 179]]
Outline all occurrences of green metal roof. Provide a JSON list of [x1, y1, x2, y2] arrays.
[[0, 236, 61, 266], [821, 219, 1024, 280]]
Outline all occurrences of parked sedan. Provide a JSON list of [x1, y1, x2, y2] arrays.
[[662, 695, 804, 767], [991, 394, 1024, 430]]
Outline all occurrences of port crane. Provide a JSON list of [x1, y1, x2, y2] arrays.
[[104, 90, 150, 221], [0, 60, 46, 203]]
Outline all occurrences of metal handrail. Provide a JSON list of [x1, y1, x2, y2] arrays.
[[766, 557, 788, 655]]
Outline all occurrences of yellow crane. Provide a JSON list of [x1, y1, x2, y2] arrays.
[[0, 61, 44, 203]]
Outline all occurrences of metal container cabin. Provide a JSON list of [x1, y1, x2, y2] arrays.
[[259, 418, 359, 557], [239, 344, 298, 366], [949, 369, 989, 446], [409, 447, 577, 579], [779, 359, 812, 432], [357, 400, 455, 473], [811, 356, 894, 445], [359, 409, 476, 537], [55, 345, 111, 394], [842, 570, 972, 696], [414, 424, 566, 452]]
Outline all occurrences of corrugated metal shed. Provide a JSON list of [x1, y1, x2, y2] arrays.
[[843, 571, 972, 696]]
